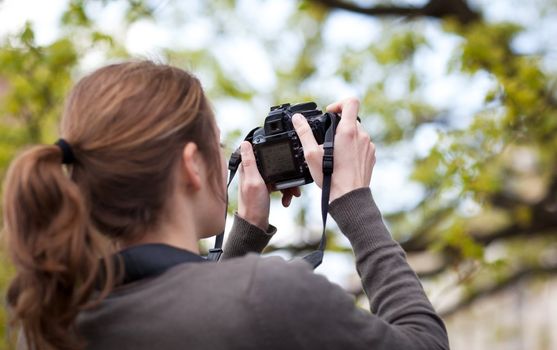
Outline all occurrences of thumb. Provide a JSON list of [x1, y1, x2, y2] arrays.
[[292, 113, 319, 152], [292, 113, 323, 187], [240, 141, 263, 181]]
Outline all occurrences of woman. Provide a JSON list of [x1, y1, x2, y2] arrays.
[[3, 61, 449, 350]]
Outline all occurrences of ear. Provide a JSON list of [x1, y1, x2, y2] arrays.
[[181, 142, 203, 192]]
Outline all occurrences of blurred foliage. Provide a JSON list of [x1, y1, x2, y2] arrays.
[[0, 0, 557, 346]]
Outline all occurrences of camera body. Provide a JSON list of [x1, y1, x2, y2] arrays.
[[251, 102, 339, 190]]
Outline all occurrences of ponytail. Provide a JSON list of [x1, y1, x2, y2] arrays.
[[3, 145, 115, 350], [3, 60, 219, 349]]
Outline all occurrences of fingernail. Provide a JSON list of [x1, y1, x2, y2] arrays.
[[292, 114, 303, 126]]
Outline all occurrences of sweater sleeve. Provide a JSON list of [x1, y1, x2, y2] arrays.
[[221, 214, 277, 259], [247, 188, 449, 350]]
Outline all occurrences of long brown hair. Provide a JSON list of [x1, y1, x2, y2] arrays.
[[3, 61, 222, 349]]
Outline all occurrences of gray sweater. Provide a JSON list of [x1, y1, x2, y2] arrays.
[[77, 188, 449, 349]]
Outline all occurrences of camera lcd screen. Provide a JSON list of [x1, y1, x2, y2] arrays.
[[259, 141, 296, 178]]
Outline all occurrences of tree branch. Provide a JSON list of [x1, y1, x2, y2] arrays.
[[439, 264, 557, 318], [400, 176, 557, 253], [311, 0, 425, 17], [345, 264, 557, 318], [310, 0, 480, 24]]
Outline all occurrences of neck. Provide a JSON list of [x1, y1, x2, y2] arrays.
[[121, 195, 201, 254]]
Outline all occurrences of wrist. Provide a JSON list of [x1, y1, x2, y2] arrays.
[[330, 185, 368, 203], [329, 185, 354, 203], [236, 209, 269, 232]]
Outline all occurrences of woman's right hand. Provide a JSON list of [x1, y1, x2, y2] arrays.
[[237, 141, 301, 231], [292, 98, 375, 202]]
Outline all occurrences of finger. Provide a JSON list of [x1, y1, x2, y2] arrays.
[[279, 187, 301, 207], [326, 97, 359, 118], [281, 187, 300, 197], [358, 124, 371, 144], [326, 99, 344, 113], [292, 113, 320, 155], [365, 141, 376, 184], [337, 98, 360, 126], [240, 141, 263, 182], [281, 192, 293, 207], [239, 164, 244, 182]]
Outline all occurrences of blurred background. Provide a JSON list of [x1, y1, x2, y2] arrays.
[[0, 0, 556, 349]]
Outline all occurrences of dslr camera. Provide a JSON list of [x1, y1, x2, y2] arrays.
[[249, 102, 340, 190]]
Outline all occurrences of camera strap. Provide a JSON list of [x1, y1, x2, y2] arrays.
[[209, 118, 336, 270], [301, 114, 336, 268]]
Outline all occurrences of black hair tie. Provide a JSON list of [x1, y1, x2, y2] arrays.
[[55, 139, 76, 165]]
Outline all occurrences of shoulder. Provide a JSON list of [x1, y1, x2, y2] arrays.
[[164, 253, 263, 289], [251, 255, 321, 287], [106, 254, 265, 301], [247, 255, 355, 312], [242, 255, 368, 348]]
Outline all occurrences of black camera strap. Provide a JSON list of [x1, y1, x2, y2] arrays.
[[209, 116, 336, 270], [301, 114, 336, 268], [297, 114, 361, 267]]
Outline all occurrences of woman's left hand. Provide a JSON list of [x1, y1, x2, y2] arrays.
[[237, 141, 301, 231]]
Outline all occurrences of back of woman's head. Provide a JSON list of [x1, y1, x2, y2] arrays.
[[3, 61, 221, 350]]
